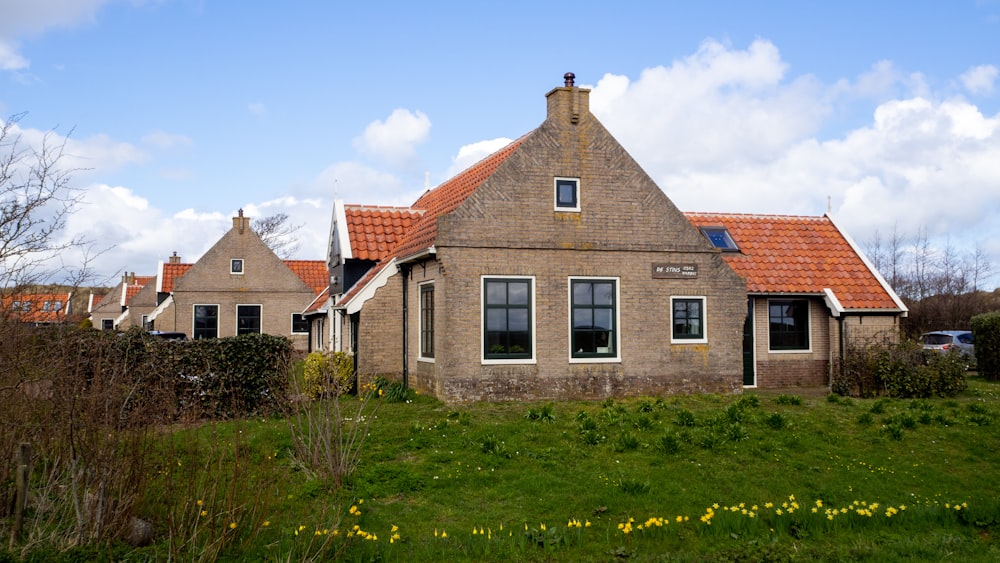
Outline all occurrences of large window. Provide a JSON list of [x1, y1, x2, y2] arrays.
[[237, 305, 261, 335], [419, 283, 434, 360], [483, 277, 533, 361], [193, 305, 219, 340], [671, 297, 706, 343], [768, 299, 809, 351], [571, 278, 618, 359]]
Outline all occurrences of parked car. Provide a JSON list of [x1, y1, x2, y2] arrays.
[[921, 330, 975, 368], [149, 330, 189, 341]]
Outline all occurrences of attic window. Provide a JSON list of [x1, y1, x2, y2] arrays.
[[231, 259, 244, 274], [554, 177, 580, 212], [700, 227, 739, 252]]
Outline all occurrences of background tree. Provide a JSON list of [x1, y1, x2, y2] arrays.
[[252, 212, 303, 259], [1, 113, 90, 289]]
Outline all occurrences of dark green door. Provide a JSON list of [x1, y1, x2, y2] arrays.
[[742, 299, 755, 386]]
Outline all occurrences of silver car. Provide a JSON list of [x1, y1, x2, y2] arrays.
[[921, 330, 975, 367]]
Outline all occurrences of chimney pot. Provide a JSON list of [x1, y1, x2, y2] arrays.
[[564, 72, 575, 87]]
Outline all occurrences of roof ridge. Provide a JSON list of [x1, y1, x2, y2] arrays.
[[684, 211, 826, 220]]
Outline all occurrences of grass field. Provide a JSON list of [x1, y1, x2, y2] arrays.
[[17, 377, 1000, 562]]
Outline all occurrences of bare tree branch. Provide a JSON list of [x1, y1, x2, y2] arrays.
[[252, 212, 302, 259]]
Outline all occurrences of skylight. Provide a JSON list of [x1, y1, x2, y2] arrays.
[[700, 227, 739, 252]]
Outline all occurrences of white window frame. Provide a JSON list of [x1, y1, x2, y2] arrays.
[[230, 258, 244, 274], [553, 177, 581, 212], [236, 304, 262, 335], [568, 276, 621, 364], [670, 296, 708, 344], [418, 281, 435, 363], [481, 275, 537, 365]]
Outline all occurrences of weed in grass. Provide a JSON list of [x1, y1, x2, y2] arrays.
[[870, 398, 890, 414], [967, 414, 991, 426], [526, 404, 556, 422], [857, 412, 874, 425], [737, 394, 761, 409], [966, 402, 988, 415], [827, 393, 841, 404], [613, 431, 641, 452], [634, 414, 654, 430], [765, 412, 787, 430], [675, 409, 697, 427], [581, 429, 605, 446], [615, 477, 651, 495], [917, 412, 933, 425], [636, 401, 655, 413], [656, 433, 681, 455], [881, 423, 905, 440], [775, 394, 803, 406], [477, 433, 512, 458]]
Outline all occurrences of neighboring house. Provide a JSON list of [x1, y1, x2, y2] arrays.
[[685, 213, 907, 388], [89, 273, 155, 330], [147, 211, 327, 350], [1, 291, 73, 325], [328, 74, 750, 402]]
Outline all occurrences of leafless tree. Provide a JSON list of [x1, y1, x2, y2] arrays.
[[252, 212, 302, 259], [1, 113, 89, 288]]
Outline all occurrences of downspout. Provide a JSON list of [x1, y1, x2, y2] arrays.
[[400, 263, 410, 390]]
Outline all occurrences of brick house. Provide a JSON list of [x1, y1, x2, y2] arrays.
[[2, 291, 73, 325], [140, 212, 328, 350], [327, 75, 751, 402], [685, 213, 907, 388], [88, 273, 155, 330]]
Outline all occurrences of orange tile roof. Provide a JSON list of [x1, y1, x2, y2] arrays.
[[161, 263, 193, 293], [2, 292, 71, 323], [304, 286, 329, 314], [344, 206, 423, 261], [284, 260, 328, 296], [685, 212, 902, 310], [391, 134, 529, 260]]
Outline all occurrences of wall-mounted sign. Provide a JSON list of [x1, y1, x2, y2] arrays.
[[652, 263, 698, 279]]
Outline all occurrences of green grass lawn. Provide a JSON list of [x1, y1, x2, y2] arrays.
[[41, 378, 1000, 562]]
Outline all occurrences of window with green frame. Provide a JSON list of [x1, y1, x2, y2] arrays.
[[236, 304, 261, 335], [571, 278, 617, 358], [193, 305, 219, 340], [768, 299, 809, 350], [671, 297, 705, 341], [484, 278, 532, 360]]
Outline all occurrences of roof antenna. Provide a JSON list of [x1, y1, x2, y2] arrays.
[[425, 171, 430, 191], [827, 195, 832, 214]]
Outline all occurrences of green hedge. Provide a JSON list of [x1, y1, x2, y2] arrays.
[[971, 311, 1000, 380]]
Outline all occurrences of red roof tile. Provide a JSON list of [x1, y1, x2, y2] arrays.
[[685, 213, 901, 310], [284, 260, 328, 296], [391, 135, 529, 260], [125, 276, 155, 304], [2, 292, 72, 323], [344, 206, 423, 261], [161, 263, 193, 293]]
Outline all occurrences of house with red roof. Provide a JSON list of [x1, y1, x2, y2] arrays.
[[2, 291, 73, 325], [325, 75, 908, 400], [326, 74, 760, 401], [137, 212, 327, 350], [89, 273, 155, 330], [685, 213, 907, 387]]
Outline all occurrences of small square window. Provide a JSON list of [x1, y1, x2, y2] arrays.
[[700, 227, 739, 252], [231, 259, 244, 274], [671, 297, 707, 343], [554, 177, 580, 212]]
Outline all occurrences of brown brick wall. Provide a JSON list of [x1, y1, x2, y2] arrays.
[[750, 296, 832, 388]]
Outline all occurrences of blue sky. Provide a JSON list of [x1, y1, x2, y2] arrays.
[[2, 0, 999, 289]]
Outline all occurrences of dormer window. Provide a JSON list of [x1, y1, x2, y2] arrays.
[[700, 227, 739, 252], [231, 259, 244, 274], [554, 177, 580, 212]]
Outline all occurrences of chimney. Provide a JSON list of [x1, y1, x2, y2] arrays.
[[129, 272, 136, 285], [169, 251, 181, 264], [546, 72, 590, 125], [233, 208, 249, 234]]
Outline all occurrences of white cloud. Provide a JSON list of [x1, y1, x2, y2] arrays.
[[960, 64, 999, 95], [141, 130, 193, 149], [0, 0, 112, 71], [445, 137, 514, 178], [352, 108, 431, 170]]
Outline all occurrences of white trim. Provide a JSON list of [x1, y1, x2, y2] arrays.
[[825, 213, 909, 316], [417, 280, 435, 363], [230, 258, 245, 275], [553, 177, 581, 212], [568, 276, 622, 364], [330, 200, 353, 261], [481, 275, 537, 366], [823, 288, 844, 318], [344, 259, 397, 315], [156, 260, 165, 292], [235, 303, 262, 335], [766, 297, 813, 354], [147, 294, 172, 323], [669, 295, 708, 344]]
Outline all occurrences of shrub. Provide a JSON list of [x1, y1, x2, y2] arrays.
[[302, 350, 354, 399], [971, 311, 1000, 380], [836, 339, 967, 399]]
